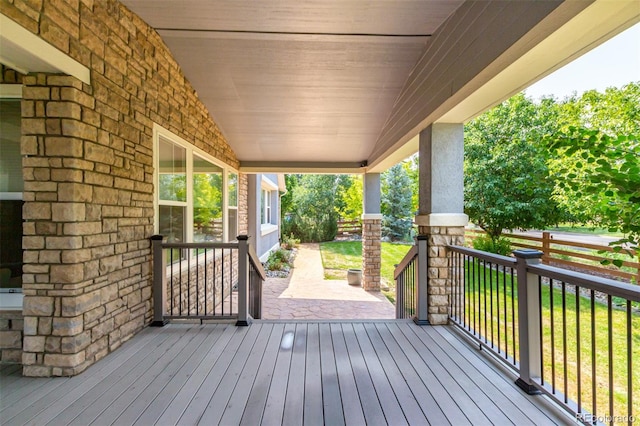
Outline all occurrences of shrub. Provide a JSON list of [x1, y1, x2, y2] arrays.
[[472, 235, 512, 256], [265, 248, 291, 271], [281, 233, 300, 250]]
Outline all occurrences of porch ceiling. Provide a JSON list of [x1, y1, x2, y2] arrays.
[[122, 0, 639, 172]]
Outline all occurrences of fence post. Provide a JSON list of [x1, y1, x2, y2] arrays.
[[150, 235, 168, 327], [541, 231, 551, 264], [236, 235, 251, 326], [414, 235, 429, 325], [514, 249, 543, 394]]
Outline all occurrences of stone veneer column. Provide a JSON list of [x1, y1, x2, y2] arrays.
[[416, 124, 468, 324], [362, 217, 382, 291], [362, 173, 382, 291], [417, 225, 465, 324], [238, 173, 249, 236]]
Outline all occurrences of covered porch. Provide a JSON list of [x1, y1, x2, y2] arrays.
[[0, 320, 570, 425]]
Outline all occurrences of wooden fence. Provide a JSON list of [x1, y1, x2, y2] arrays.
[[337, 219, 362, 236], [465, 229, 639, 283]]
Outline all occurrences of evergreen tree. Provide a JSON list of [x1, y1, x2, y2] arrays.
[[381, 164, 413, 241]]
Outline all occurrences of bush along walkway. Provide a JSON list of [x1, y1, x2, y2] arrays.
[[261, 243, 395, 320]]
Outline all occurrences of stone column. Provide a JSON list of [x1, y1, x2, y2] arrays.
[[362, 173, 382, 291], [416, 124, 468, 324]]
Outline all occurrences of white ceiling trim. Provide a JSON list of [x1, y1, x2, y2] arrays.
[[0, 14, 90, 84], [437, 0, 640, 123]]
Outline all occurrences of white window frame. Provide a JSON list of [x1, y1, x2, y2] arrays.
[[0, 85, 24, 308], [153, 124, 238, 242]]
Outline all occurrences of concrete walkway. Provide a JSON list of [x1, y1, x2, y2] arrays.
[[262, 243, 395, 320]]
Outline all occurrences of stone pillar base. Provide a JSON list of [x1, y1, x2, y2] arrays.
[[418, 225, 465, 325], [362, 215, 382, 291]]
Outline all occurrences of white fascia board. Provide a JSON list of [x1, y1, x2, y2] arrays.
[[277, 174, 287, 193], [0, 14, 90, 84], [0, 84, 22, 98], [261, 175, 279, 191]]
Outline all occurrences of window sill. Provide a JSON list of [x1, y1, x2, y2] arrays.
[[0, 291, 23, 310], [261, 224, 278, 236]]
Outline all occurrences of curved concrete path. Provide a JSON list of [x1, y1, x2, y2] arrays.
[[262, 243, 395, 320]]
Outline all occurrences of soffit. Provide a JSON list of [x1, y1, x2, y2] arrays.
[[122, 0, 629, 173], [121, 0, 463, 165]]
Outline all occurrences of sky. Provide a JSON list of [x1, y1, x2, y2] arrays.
[[524, 22, 640, 100]]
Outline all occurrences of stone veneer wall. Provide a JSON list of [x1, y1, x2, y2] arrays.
[[419, 225, 465, 325], [362, 218, 382, 291], [0, 311, 23, 363], [0, 0, 241, 376], [166, 250, 238, 316]]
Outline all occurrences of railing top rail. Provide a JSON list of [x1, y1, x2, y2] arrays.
[[528, 262, 640, 302], [449, 245, 517, 267], [394, 245, 418, 280], [248, 243, 267, 281], [160, 241, 240, 249]]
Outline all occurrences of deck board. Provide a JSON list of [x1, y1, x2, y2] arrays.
[[282, 323, 307, 425], [375, 323, 452, 425], [318, 324, 346, 426], [303, 323, 323, 426], [260, 322, 295, 425], [330, 323, 365, 426], [352, 322, 408, 425], [0, 321, 572, 426]]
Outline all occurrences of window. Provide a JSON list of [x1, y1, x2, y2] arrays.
[[158, 137, 186, 243], [154, 125, 238, 243], [261, 189, 272, 225], [0, 97, 23, 295], [228, 172, 238, 240], [259, 175, 278, 236], [193, 155, 223, 242]]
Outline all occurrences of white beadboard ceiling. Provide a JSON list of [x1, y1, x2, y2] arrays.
[[121, 0, 639, 172]]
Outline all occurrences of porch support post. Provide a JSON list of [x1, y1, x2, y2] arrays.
[[415, 123, 468, 325], [236, 235, 251, 326], [514, 249, 543, 394], [362, 173, 382, 291], [150, 235, 168, 327]]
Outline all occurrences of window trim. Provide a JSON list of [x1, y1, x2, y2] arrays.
[[0, 88, 24, 307], [153, 124, 238, 242]]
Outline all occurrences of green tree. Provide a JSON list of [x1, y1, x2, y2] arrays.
[[548, 83, 640, 231], [285, 174, 339, 242], [281, 174, 300, 219], [402, 154, 419, 215], [335, 175, 363, 221], [464, 93, 563, 241], [546, 129, 640, 256], [381, 164, 413, 241], [193, 173, 222, 231]]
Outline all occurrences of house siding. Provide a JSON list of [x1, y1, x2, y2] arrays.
[[0, 0, 241, 376], [248, 174, 281, 260]]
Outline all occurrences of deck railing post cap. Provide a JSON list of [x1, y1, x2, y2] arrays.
[[416, 235, 428, 241], [150, 234, 164, 241], [237, 235, 250, 241], [512, 249, 543, 259]]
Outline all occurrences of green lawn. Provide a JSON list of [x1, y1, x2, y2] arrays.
[[319, 240, 411, 292]]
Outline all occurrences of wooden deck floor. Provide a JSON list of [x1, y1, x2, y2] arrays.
[[0, 321, 570, 425]]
